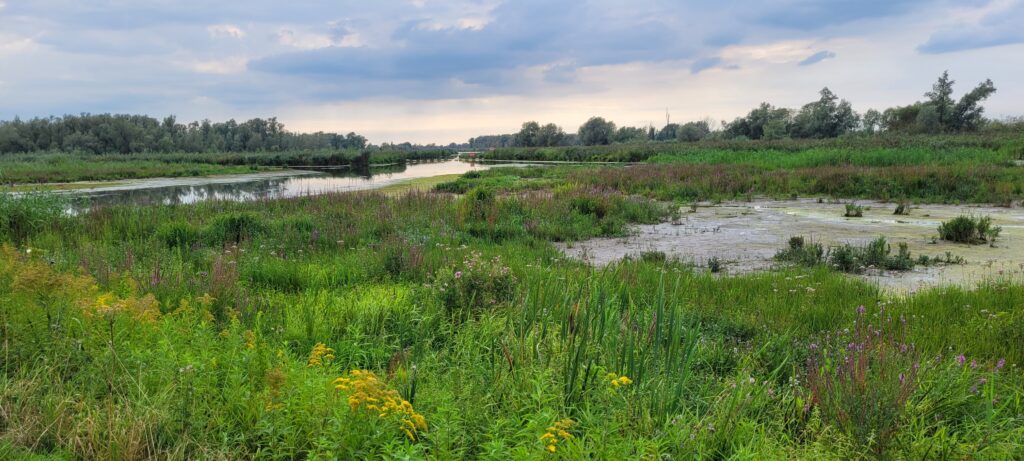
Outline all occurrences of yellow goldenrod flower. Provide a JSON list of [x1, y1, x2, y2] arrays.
[[540, 418, 575, 453], [333, 369, 427, 441], [307, 342, 335, 367]]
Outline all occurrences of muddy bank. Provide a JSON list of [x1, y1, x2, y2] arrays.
[[559, 199, 1024, 291]]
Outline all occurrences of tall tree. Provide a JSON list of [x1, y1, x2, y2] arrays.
[[578, 117, 616, 146]]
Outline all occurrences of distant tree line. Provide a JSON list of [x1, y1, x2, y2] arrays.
[[0, 114, 369, 154], [466, 72, 1005, 147]]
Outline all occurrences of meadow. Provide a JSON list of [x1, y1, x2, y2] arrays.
[[1, 151, 1023, 460]]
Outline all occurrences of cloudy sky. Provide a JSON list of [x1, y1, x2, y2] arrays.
[[1, 0, 1022, 144]]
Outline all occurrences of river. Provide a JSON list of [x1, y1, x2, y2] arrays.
[[49, 160, 494, 209]]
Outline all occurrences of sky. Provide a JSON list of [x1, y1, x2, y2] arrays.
[[0, 0, 1022, 145]]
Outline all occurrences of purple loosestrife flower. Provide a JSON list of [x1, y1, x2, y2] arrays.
[[857, 305, 866, 316], [957, 354, 966, 366], [996, 358, 1006, 371]]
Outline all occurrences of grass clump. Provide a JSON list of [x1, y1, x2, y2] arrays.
[[0, 193, 66, 245], [778, 236, 918, 273], [844, 203, 864, 218], [938, 215, 1002, 245]]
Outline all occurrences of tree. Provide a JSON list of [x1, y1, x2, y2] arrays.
[[723, 103, 792, 140], [861, 109, 882, 134], [513, 121, 541, 147], [677, 121, 711, 142], [949, 78, 996, 131], [915, 105, 941, 134], [537, 123, 566, 147], [925, 71, 955, 128], [578, 117, 616, 146], [613, 126, 647, 143], [790, 88, 859, 138], [656, 123, 680, 141]]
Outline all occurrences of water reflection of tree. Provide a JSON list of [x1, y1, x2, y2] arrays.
[[78, 176, 293, 210]]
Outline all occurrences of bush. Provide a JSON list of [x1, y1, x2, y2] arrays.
[[844, 203, 864, 218], [778, 236, 917, 273], [435, 252, 516, 314], [207, 212, 267, 245], [775, 236, 825, 266], [937, 215, 1001, 244]]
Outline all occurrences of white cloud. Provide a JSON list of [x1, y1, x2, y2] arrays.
[[277, 28, 362, 50], [207, 24, 246, 39], [0, 33, 37, 54], [720, 40, 820, 65], [190, 56, 248, 74]]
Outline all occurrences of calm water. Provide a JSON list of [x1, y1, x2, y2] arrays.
[[63, 160, 494, 209]]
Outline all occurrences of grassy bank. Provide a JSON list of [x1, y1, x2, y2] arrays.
[[0, 149, 455, 184], [1, 170, 1022, 459], [473, 133, 1024, 164]]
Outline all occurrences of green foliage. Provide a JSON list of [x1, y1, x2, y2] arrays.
[[938, 215, 1002, 244], [806, 306, 918, 453], [578, 117, 617, 146], [843, 203, 864, 218], [0, 193, 66, 245], [1, 158, 1024, 459], [434, 252, 516, 314], [775, 236, 825, 266], [207, 212, 267, 245], [779, 236, 917, 273], [155, 221, 201, 248]]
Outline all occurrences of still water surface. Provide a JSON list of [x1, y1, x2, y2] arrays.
[[62, 160, 493, 208]]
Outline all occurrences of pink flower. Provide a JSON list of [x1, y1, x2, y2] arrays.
[[956, 354, 966, 366], [454, 271, 462, 279], [996, 358, 1006, 371]]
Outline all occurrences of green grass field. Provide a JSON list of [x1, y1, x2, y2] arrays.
[[1, 143, 1023, 459]]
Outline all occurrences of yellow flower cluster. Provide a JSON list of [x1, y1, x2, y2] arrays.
[[244, 330, 257, 349], [333, 369, 427, 441], [540, 418, 575, 453], [307, 342, 335, 367], [606, 372, 633, 389], [88, 291, 161, 323]]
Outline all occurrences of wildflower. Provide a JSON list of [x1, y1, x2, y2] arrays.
[[957, 354, 966, 366], [244, 330, 257, 349], [606, 372, 633, 389], [307, 342, 336, 367], [540, 418, 574, 453], [996, 358, 1006, 371], [454, 271, 462, 279], [970, 360, 977, 369], [333, 370, 426, 441], [856, 305, 865, 315]]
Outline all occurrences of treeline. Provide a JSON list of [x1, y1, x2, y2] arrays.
[[468, 72, 1011, 148], [0, 114, 369, 155]]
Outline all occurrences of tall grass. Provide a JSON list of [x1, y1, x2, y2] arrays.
[[0, 168, 1022, 458]]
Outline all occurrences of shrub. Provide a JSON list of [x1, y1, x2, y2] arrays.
[[937, 215, 1001, 244], [775, 236, 825, 266], [844, 203, 864, 218], [206, 212, 267, 245], [828, 238, 915, 273], [707, 256, 723, 273], [778, 236, 917, 273], [456, 187, 496, 225], [435, 252, 516, 314]]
